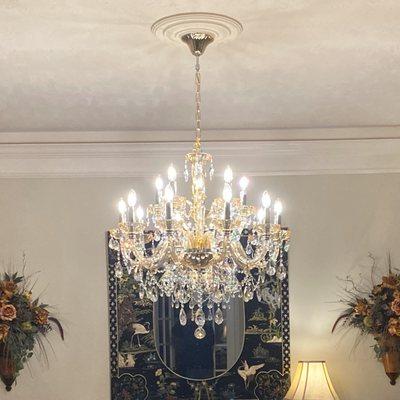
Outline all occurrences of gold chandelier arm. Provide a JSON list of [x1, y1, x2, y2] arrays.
[[127, 236, 170, 271], [229, 241, 269, 270]]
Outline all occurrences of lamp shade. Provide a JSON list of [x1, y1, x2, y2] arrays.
[[284, 361, 340, 400]]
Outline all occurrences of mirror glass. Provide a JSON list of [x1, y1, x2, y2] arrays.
[[154, 298, 244, 380]]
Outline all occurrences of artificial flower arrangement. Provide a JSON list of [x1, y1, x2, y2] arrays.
[[333, 256, 400, 385], [0, 269, 63, 391]]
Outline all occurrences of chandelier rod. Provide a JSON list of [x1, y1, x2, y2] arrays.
[[194, 55, 202, 152]]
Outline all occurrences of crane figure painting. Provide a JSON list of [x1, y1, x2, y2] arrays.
[[108, 233, 291, 399]]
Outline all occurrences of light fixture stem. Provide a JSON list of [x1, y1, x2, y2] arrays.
[[194, 55, 202, 152]]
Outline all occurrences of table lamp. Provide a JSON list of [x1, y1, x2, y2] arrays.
[[284, 361, 340, 400]]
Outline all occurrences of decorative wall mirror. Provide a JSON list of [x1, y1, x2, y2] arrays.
[[107, 234, 290, 400]]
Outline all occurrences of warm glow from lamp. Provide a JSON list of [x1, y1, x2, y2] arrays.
[[284, 361, 340, 400]]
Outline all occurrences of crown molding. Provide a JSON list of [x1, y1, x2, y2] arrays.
[[0, 127, 400, 177], [1, 126, 400, 144]]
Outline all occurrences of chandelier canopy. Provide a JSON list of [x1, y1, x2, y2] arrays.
[[110, 25, 291, 339]]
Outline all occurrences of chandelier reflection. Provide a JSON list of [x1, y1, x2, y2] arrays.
[[109, 32, 291, 339]]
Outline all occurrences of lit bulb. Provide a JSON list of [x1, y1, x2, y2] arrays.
[[127, 189, 137, 207], [195, 176, 204, 189], [274, 199, 283, 216], [167, 164, 177, 182], [164, 184, 174, 203], [222, 184, 233, 203], [136, 205, 144, 222], [257, 208, 265, 223], [224, 166, 233, 183], [239, 176, 249, 191], [261, 190, 271, 208], [118, 198, 127, 215], [155, 176, 164, 191]]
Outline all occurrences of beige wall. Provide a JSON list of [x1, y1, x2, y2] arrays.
[[1, 174, 400, 399]]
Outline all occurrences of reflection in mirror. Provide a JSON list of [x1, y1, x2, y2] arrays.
[[154, 297, 244, 380]]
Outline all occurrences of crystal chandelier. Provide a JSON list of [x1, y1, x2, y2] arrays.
[[109, 31, 291, 339]]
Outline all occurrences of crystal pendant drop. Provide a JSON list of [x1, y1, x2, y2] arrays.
[[179, 307, 187, 326], [194, 327, 206, 339], [195, 308, 206, 327], [115, 262, 123, 278], [245, 243, 253, 256], [154, 232, 161, 242], [184, 164, 189, 182], [243, 285, 254, 302], [277, 267, 287, 280], [109, 237, 120, 251], [267, 265, 276, 276], [214, 307, 223, 325], [209, 164, 214, 180], [207, 311, 213, 321]]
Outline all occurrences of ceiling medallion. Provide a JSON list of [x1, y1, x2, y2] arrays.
[[151, 12, 243, 46], [110, 13, 291, 339]]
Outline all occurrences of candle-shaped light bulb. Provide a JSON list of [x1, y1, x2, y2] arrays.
[[118, 198, 127, 223], [224, 166, 233, 183], [261, 190, 271, 208], [222, 184, 233, 203], [223, 184, 232, 221], [239, 176, 249, 191], [239, 176, 249, 205], [167, 164, 177, 182], [155, 176, 164, 192], [155, 176, 164, 204], [164, 184, 174, 223], [136, 205, 144, 222], [194, 176, 204, 189], [274, 199, 283, 224], [164, 184, 174, 203], [257, 208, 265, 223], [127, 189, 137, 207]]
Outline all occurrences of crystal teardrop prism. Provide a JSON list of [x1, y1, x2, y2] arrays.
[[115, 268, 123, 279], [195, 308, 205, 327], [109, 237, 120, 251], [243, 285, 254, 302], [267, 265, 276, 276], [214, 307, 223, 325], [194, 327, 206, 339], [179, 307, 187, 326], [245, 243, 253, 255], [277, 267, 287, 280]]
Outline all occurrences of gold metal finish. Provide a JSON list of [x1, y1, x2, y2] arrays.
[[181, 32, 214, 56], [111, 17, 290, 339]]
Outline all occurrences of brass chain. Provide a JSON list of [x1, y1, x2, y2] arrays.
[[194, 55, 201, 152]]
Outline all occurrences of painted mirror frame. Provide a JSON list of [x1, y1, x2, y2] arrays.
[[107, 232, 291, 400]]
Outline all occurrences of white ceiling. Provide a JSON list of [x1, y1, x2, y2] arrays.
[[1, 0, 400, 133]]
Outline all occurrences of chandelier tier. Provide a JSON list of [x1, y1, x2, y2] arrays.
[[110, 21, 291, 339]]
